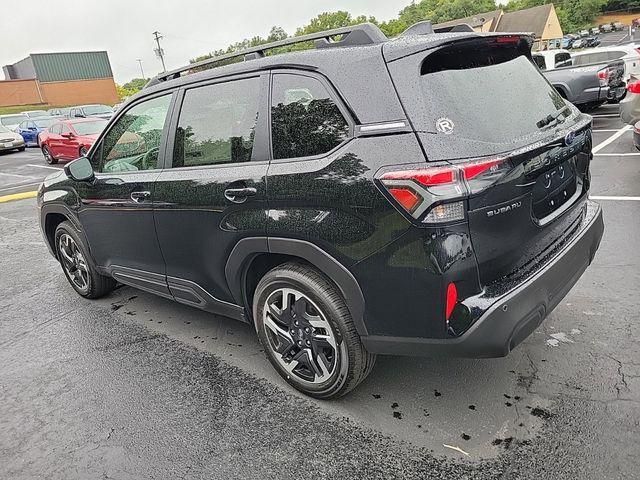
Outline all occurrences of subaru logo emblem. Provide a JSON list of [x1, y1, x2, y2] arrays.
[[564, 131, 576, 146]]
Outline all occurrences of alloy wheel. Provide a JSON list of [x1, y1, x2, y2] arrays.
[[262, 288, 340, 385], [43, 147, 53, 164], [58, 233, 89, 293]]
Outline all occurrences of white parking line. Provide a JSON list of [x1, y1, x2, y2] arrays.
[[591, 114, 619, 118], [0, 172, 36, 179], [593, 129, 627, 132], [0, 182, 41, 194], [592, 125, 632, 153], [594, 152, 640, 156], [26, 164, 61, 171], [591, 196, 640, 201]]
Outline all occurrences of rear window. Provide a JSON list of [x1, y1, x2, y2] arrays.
[[73, 120, 108, 135], [390, 38, 576, 160], [0, 115, 27, 126]]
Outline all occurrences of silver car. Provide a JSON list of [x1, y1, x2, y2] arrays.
[[0, 124, 26, 153], [0, 114, 29, 130], [620, 80, 640, 125]]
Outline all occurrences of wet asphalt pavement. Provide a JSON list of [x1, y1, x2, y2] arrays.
[[1, 105, 639, 479]]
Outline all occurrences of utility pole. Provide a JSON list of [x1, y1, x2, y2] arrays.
[[136, 59, 145, 79], [152, 31, 166, 72]]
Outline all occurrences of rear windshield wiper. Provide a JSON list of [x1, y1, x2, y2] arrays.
[[536, 106, 570, 129]]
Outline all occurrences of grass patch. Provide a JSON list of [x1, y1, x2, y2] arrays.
[[0, 104, 49, 115]]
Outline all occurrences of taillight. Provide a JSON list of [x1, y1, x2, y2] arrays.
[[597, 68, 609, 87], [445, 282, 458, 321], [378, 157, 511, 224], [628, 81, 640, 94]]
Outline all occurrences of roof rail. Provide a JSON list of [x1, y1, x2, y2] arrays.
[[146, 23, 387, 87], [400, 21, 434, 36]]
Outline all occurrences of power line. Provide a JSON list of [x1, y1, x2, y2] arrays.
[[152, 31, 166, 73]]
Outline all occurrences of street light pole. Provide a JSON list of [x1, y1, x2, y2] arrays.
[[137, 59, 145, 79], [152, 31, 166, 73]]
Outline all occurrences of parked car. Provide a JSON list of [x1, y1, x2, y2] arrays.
[[14, 117, 57, 147], [69, 104, 114, 120], [612, 21, 625, 31], [38, 118, 108, 164], [532, 48, 625, 109], [21, 110, 50, 118], [584, 36, 601, 48], [599, 23, 613, 33], [47, 107, 70, 118], [619, 79, 640, 125], [571, 44, 640, 82], [589, 27, 600, 36], [0, 114, 29, 130], [0, 124, 26, 153], [561, 36, 574, 49], [579, 29, 589, 37], [572, 38, 586, 49], [37, 25, 604, 398]]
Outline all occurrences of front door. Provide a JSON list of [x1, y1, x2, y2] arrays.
[[77, 92, 175, 289], [153, 74, 269, 314]]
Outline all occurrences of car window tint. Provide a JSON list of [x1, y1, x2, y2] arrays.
[[94, 94, 171, 173], [554, 52, 571, 67], [608, 51, 625, 60], [49, 124, 60, 134], [532, 55, 546, 70], [61, 124, 71, 134], [271, 73, 349, 159], [172, 77, 260, 168]]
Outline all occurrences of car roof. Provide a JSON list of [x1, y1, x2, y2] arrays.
[[573, 44, 636, 55]]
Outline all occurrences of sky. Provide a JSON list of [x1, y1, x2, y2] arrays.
[[0, 0, 411, 84]]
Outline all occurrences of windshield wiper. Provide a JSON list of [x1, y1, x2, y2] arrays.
[[536, 106, 570, 129]]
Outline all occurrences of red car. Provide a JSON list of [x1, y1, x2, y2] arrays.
[[39, 118, 108, 164]]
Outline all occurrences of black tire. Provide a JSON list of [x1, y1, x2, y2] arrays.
[[54, 221, 116, 299], [18, 146, 25, 152], [253, 261, 375, 399], [42, 145, 57, 165]]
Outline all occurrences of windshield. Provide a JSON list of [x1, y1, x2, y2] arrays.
[[83, 105, 113, 115], [390, 38, 577, 160], [0, 125, 11, 133], [73, 120, 108, 135], [0, 115, 28, 126], [26, 110, 49, 117], [34, 118, 56, 128]]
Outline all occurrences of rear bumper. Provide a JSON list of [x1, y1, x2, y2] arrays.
[[362, 200, 604, 357]]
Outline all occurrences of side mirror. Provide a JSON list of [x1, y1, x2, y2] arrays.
[[64, 157, 94, 182], [61, 132, 74, 138], [29, 127, 37, 131]]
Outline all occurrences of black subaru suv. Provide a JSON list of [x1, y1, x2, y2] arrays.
[[38, 23, 603, 399]]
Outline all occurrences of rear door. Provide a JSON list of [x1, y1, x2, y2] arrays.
[[385, 35, 593, 285], [152, 73, 269, 314]]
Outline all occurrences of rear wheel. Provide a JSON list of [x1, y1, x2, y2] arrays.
[[18, 146, 25, 152], [253, 262, 375, 399], [55, 221, 116, 298], [42, 145, 57, 165]]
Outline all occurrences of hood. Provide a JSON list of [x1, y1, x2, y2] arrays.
[[0, 131, 23, 142]]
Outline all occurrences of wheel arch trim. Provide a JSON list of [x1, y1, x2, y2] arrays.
[[225, 237, 368, 336]]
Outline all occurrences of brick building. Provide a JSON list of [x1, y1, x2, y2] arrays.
[[1, 51, 119, 108]]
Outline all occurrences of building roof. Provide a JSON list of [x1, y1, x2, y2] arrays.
[[435, 10, 503, 29], [496, 4, 554, 39]]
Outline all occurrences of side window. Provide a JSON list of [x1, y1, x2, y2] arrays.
[[172, 77, 260, 168], [271, 73, 349, 160], [94, 94, 171, 173], [60, 124, 71, 135], [608, 51, 625, 60], [532, 55, 546, 70], [554, 53, 571, 68], [50, 124, 61, 135]]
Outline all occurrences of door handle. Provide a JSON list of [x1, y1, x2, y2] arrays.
[[130, 191, 151, 202], [224, 187, 257, 203]]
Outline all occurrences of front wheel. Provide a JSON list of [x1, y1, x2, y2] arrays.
[[42, 145, 57, 164], [55, 221, 116, 298], [253, 262, 375, 399]]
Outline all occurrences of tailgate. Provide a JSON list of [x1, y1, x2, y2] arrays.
[[384, 33, 594, 285]]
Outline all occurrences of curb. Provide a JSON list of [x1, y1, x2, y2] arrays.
[[0, 191, 38, 203]]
